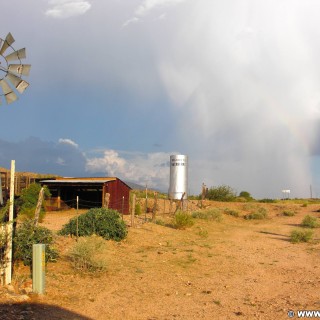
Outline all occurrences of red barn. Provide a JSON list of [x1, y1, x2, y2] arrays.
[[41, 177, 131, 214]]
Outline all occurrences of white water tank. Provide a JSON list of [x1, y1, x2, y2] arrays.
[[168, 155, 188, 200]]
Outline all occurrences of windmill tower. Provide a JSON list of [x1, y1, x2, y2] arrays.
[[0, 32, 31, 105]]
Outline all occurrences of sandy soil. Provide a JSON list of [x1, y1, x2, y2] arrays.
[[1, 200, 320, 319]]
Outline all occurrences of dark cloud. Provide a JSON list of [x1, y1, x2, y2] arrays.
[[0, 137, 87, 176]]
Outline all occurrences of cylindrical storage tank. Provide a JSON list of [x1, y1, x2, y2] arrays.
[[168, 155, 188, 200]]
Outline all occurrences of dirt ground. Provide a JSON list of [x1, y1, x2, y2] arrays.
[[1, 200, 320, 319]]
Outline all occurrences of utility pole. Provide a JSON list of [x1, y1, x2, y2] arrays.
[[5, 160, 15, 285]]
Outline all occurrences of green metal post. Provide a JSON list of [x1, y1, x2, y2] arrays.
[[32, 244, 46, 294]]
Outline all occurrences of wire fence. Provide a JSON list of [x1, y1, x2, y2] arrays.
[[44, 194, 200, 217]]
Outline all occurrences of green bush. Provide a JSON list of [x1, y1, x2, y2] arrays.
[[244, 207, 268, 220], [13, 219, 58, 267], [206, 185, 236, 202], [224, 208, 239, 217], [283, 210, 295, 217], [67, 235, 108, 273], [192, 208, 223, 222], [258, 198, 277, 203], [16, 183, 50, 222], [301, 215, 319, 228], [173, 211, 194, 229], [290, 229, 313, 243], [154, 219, 165, 226], [135, 203, 142, 216], [59, 208, 127, 241]]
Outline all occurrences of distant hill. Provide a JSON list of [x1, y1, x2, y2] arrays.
[[124, 181, 146, 190], [124, 181, 164, 193]]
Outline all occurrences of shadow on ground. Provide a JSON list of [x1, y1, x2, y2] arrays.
[[258, 231, 290, 241], [0, 303, 92, 320]]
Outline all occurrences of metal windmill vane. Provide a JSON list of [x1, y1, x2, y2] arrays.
[[0, 33, 31, 105]]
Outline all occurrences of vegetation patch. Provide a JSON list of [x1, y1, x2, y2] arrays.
[[205, 185, 236, 202], [244, 207, 268, 220], [16, 183, 51, 222], [258, 198, 277, 203], [282, 210, 295, 217], [172, 211, 194, 229], [301, 215, 319, 228], [195, 227, 209, 239], [290, 229, 313, 243], [154, 219, 166, 226], [67, 235, 108, 273], [224, 208, 239, 217], [13, 219, 58, 267], [192, 208, 223, 222], [59, 208, 127, 241]]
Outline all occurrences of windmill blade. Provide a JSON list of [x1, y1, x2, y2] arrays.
[[5, 48, 26, 62], [6, 73, 29, 93], [0, 79, 18, 104], [0, 33, 15, 55], [8, 64, 31, 76]]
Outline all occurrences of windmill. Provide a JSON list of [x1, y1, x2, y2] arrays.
[[0, 32, 31, 105]]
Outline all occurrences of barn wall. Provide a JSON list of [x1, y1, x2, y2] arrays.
[[105, 179, 130, 214]]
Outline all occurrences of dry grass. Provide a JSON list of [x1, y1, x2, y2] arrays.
[[3, 200, 320, 320]]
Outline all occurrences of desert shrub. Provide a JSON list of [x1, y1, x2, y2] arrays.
[[283, 210, 295, 217], [258, 198, 277, 203], [224, 208, 239, 217], [206, 185, 236, 202], [135, 203, 142, 216], [59, 208, 127, 241], [154, 219, 165, 226], [290, 229, 313, 243], [173, 211, 194, 229], [13, 219, 58, 267], [67, 235, 108, 273], [301, 203, 308, 207], [0, 203, 10, 269], [301, 215, 319, 228], [242, 203, 256, 211], [192, 208, 223, 222], [195, 227, 209, 238], [16, 183, 50, 222], [244, 207, 268, 220]]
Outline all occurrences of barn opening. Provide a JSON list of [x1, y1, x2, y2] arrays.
[[41, 177, 131, 214]]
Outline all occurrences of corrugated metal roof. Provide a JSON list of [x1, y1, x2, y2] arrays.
[[40, 177, 116, 184]]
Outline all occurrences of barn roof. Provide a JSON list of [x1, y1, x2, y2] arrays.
[[41, 177, 116, 184], [40, 177, 132, 189]]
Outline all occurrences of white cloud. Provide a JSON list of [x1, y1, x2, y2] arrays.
[[123, 0, 186, 27], [45, 0, 91, 19], [86, 149, 173, 190], [135, 0, 186, 16], [58, 138, 79, 148], [122, 17, 139, 28]]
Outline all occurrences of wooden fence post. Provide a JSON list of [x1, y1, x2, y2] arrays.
[[152, 192, 158, 222], [131, 194, 136, 227], [34, 187, 44, 227]]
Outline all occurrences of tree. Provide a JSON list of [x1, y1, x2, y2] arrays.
[[16, 183, 50, 221], [239, 191, 254, 201], [206, 185, 236, 202]]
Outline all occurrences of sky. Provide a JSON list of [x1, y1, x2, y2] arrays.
[[1, 0, 320, 199]]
